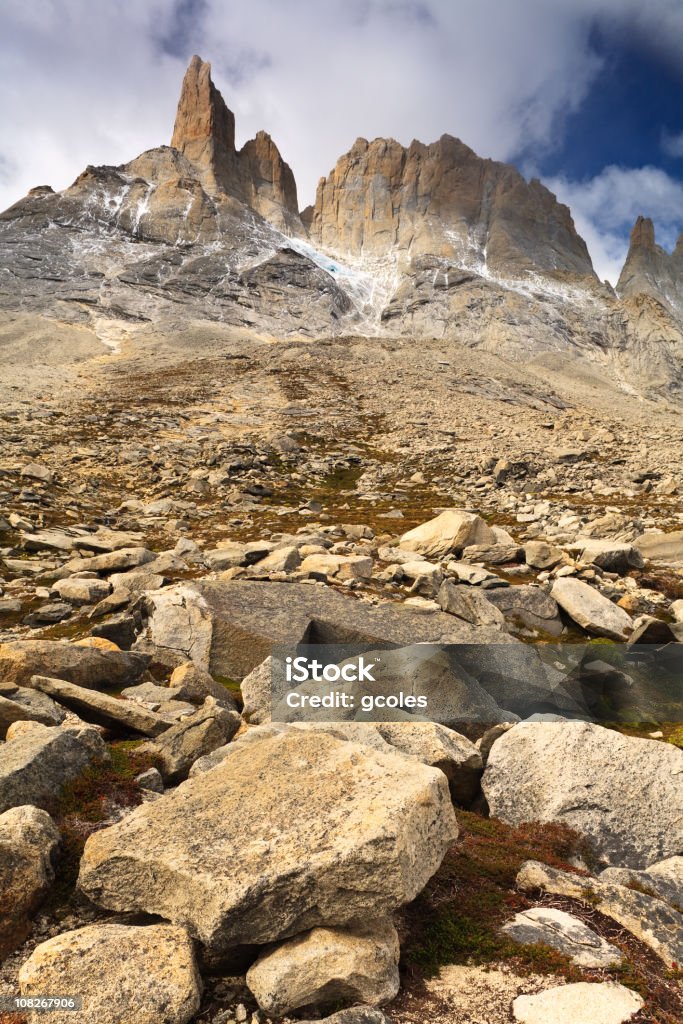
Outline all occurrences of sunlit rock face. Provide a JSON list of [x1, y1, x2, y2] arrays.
[[304, 134, 597, 283]]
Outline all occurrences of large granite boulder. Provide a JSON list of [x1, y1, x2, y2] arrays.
[[399, 510, 496, 559], [78, 730, 457, 955], [483, 722, 683, 868], [138, 580, 511, 681]]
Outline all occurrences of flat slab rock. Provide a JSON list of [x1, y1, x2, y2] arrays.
[[139, 579, 512, 680], [513, 982, 643, 1024], [483, 721, 683, 869], [550, 578, 632, 641], [600, 856, 683, 910], [78, 729, 457, 954], [29, 675, 170, 737], [502, 907, 622, 967], [517, 860, 683, 966]]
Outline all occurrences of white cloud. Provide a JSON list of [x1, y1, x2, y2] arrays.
[[2, 0, 683, 288], [661, 129, 683, 159], [546, 165, 683, 283]]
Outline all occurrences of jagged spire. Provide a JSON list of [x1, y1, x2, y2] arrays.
[[171, 55, 236, 191]]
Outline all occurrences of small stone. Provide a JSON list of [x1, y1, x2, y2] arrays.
[[513, 982, 643, 1024]]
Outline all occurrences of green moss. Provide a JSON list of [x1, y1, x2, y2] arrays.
[[45, 742, 161, 907], [401, 811, 588, 978]]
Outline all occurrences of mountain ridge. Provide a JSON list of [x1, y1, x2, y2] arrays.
[[0, 55, 682, 402]]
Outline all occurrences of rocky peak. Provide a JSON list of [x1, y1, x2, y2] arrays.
[[169, 55, 301, 233], [171, 55, 236, 191], [617, 216, 683, 312], [305, 132, 596, 283]]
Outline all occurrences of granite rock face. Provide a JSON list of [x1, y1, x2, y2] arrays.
[[1, 55, 683, 397], [171, 55, 302, 234], [304, 134, 596, 281], [617, 216, 683, 314]]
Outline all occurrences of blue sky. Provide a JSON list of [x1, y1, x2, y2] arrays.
[[2, 0, 683, 283]]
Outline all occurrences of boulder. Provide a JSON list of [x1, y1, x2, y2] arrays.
[[168, 661, 239, 710], [53, 578, 112, 605], [399, 510, 496, 558], [485, 586, 563, 636], [517, 860, 683, 965], [274, 645, 512, 728], [240, 656, 272, 723], [0, 805, 60, 956], [138, 580, 510, 681], [566, 538, 644, 572], [0, 689, 65, 737], [375, 721, 483, 804], [254, 545, 301, 573], [438, 580, 507, 628], [107, 571, 166, 597], [600, 856, 683, 910], [513, 983, 643, 1024], [524, 541, 564, 570], [502, 908, 622, 967], [462, 542, 522, 564], [18, 923, 201, 1024], [634, 529, 683, 567], [483, 722, 683, 868], [28, 676, 170, 737], [550, 578, 633, 640], [246, 920, 400, 1015], [62, 546, 156, 575], [140, 697, 241, 782], [0, 639, 149, 690], [78, 730, 457, 954], [0, 724, 109, 814]]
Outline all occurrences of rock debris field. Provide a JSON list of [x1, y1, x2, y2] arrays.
[[0, 325, 682, 1024], [1, 50, 683, 1024]]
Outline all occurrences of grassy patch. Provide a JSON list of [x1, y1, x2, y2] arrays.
[[401, 811, 587, 978], [398, 810, 683, 1023], [45, 742, 159, 907]]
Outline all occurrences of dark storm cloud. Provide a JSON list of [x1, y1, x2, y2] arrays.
[[155, 0, 210, 59]]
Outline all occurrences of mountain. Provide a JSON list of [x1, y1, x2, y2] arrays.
[[0, 55, 682, 401], [617, 216, 683, 313], [304, 134, 595, 282]]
